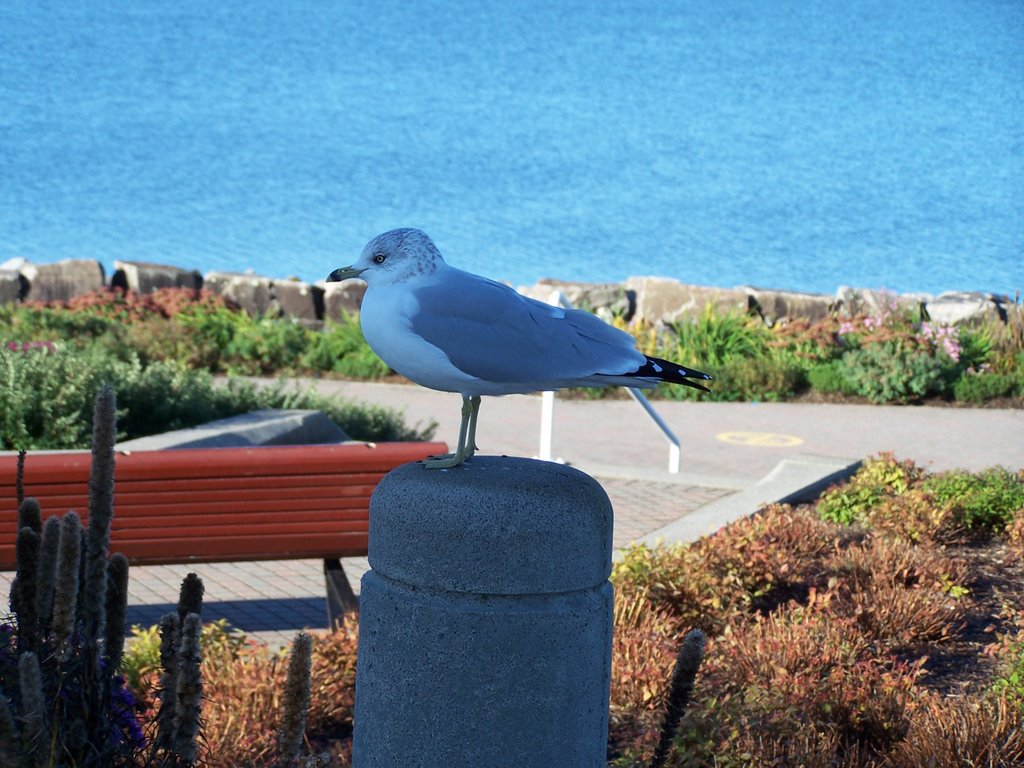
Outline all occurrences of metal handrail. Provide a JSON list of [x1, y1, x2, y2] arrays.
[[537, 291, 682, 473]]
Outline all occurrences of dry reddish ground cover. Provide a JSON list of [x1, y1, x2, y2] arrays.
[[609, 456, 1024, 767]]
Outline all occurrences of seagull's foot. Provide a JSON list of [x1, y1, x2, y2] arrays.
[[422, 451, 467, 469]]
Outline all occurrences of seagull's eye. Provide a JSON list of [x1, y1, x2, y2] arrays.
[[372, 253, 387, 265]]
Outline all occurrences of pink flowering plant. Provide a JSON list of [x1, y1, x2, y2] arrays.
[[825, 298, 982, 403], [767, 289, 1015, 404], [4, 340, 57, 353]]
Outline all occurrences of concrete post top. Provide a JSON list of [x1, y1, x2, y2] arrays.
[[368, 456, 613, 595]]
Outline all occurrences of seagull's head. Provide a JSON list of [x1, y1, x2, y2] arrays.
[[327, 228, 445, 287]]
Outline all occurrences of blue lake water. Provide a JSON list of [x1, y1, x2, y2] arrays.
[[2, 0, 1022, 296]]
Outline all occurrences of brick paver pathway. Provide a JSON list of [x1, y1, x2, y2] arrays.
[[1, 477, 734, 649]]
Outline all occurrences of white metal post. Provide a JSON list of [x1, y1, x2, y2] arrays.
[[539, 389, 555, 461]]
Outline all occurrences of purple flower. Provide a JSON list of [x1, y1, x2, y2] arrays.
[[110, 674, 147, 749]]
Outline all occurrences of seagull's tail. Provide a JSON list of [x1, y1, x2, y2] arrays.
[[628, 355, 713, 392]]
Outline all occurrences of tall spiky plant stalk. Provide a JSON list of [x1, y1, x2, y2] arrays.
[[173, 612, 204, 766], [18, 652, 46, 768], [14, 527, 40, 654], [17, 496, 41, 534], [15, 449, 26, 507], [177, 572, 204, 626], [82, 384, 117, 743], [34, 516, 61, 637], [154, 612, 181, 754], [277, 631, 314, 766], [104, 553, 130, 672], [84, 385, 116, 650], [10, 498, 42, 619], [51, 512, 82, 658], [649, 628, 707, 768]]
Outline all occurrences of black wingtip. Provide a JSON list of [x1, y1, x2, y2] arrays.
[[633, 355, 713, 392]]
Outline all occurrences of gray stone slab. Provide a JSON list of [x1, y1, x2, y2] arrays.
[[0, 269, 26, 304], [272, 279, 323, 322], [926, 291, 1006, 326], [741, 286, 834, 323], [321, 278, 367, 321], [624, 277, 749, 325], [117, 409, 349, 450], [834, 286, 931, 318], [518, 278, 635, 322], [112, 260, 202, 293], [19, 259, 105, 302], [203, 271, 273, 315]]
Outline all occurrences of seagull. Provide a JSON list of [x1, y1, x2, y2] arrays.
[[327, 228, 711, 468]]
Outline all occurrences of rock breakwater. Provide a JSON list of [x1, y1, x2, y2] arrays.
[[0, 256, 1018, 329]]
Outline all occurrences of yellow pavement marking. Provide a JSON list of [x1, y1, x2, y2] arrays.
[[716, 431, 804, 447]]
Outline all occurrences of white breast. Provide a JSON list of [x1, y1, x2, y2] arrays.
[[359, 282, 482, 394]]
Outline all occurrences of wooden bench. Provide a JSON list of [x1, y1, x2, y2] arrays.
[[0, 441, 446, 627]]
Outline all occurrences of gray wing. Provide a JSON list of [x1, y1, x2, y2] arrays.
[[408, 268, 644, 384]]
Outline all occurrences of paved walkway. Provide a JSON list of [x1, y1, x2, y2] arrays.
[[3, 381, 1021, 649]]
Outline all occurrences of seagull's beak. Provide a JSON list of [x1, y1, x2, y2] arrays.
[[326, 265, 367, 282]]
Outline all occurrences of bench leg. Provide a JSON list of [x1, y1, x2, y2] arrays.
[[324, 558, 359, 629]]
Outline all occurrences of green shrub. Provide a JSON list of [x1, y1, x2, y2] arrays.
[[665, 306, 771, 368], [817, 454, 923, 525], [717, 354, 804, 401], [957, 326, 995, 371], [839, 340, 955, 403], [8, 287, 1023, 414], [0, 344, 433, 449], [923, 467, 1024, 533], [0, 343, 111, 449], [300, 314, 390, 379], [174, 301, 250, 370], [819, 460, 1024, 540], [222, 317, 310, 375], [250, 382, 436, 442], [657, 354, 804, 402], [954, 371, 1021, 403], [806, 359, 855, 394], [860, 488, 964, 544], [0, 302, 119, 345]]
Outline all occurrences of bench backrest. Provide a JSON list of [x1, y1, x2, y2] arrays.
[[0, 442, 445, 569]]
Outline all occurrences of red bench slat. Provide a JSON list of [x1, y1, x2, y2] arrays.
[[112, 533, 371, 565], [0, 441, 445, 569], [4, 443, 440, 485]]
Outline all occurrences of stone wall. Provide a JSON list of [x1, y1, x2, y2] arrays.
[[0, 255, 1018, 328]]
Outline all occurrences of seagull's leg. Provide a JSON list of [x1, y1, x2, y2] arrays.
[[463, 396, 482, 460], [423, 395, 472, 469]]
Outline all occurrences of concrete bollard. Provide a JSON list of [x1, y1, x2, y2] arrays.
[[353, 456, 614, 768]]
